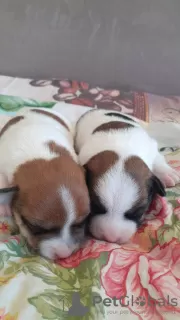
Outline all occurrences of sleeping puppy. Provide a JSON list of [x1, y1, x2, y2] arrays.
[[75, 109, 180, 244], [0, 108, 90, 259]]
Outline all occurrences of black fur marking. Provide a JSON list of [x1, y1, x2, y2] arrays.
[[124, 176, 166, 227], [124, 204, 147, 227], [84, 164, 107, 216], [90, 194, 107, 216], [148, 175, 166, 198], [105, 112, 136, 122]]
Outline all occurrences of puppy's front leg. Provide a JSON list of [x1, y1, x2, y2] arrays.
[[152, 152, 180, 187]]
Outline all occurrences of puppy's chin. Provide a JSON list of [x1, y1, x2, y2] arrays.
[[14, 211, 82, 259], [89, 214, 137, 244], [39, 238, 80, 260], [39, 226, 86, 260]]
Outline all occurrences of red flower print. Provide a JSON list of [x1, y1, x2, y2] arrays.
[[131, 196, 171, 252], [79, 81, 89, 90], [57, 239, 119, 268], [2, 235, 20, 244], [70, 98, 94, 107], [168, 160, 180, 172], [59, 80, 71, 88], [101, 239, 180, 319], [62, 80, 80, 94], [145, 196, 170, 222], [0, 222, 9, 232]]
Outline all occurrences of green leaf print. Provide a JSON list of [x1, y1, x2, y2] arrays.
[[75, 253, 108, 289], [0, 94, 55, 112], [80, 291, 105, 320], [0, 250, 10, 270], [29, 292, 69, 319], [168, 149, 180, 156], [150, 236, 158, 247], [157, 216, 180, 246], [171, 212, 179, 225], [39, 101, 56, 108], [25, 260, 76, 290], [158, 225, 174, 246], [97, 252, 109, 268], [4, 261, 21, 275], [23, 251, 107, 319], [71, 257, 106, 319], [174, 221, 180, 233], [166, 190, 180, 201], [5, 237, 32, 257]]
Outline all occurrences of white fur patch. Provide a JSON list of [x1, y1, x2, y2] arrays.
[[89, 214, 137, 244], [59, 186, 76, 239], [0, 108, 77, 182], [75, 109, 158, 171], [96, 160, 139, 216], [89, 160, 139, 243], [75, 109, 140, 152], [39, 238, 78, 260], [39, 187, 77, 260]]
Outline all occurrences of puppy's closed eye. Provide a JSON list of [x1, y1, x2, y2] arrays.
[[124, 205, 147, 226], [71, 218, 87, 230], [70, 218, 89, 241], [21, 216, 59, 236]]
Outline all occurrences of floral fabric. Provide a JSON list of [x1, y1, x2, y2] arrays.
[[0, 76, 148, 121], [0, 78, 180, 320]]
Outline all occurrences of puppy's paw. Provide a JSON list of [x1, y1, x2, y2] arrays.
[[155, 166, 180, 188]]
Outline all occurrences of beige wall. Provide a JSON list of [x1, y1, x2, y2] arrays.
[[0, 0, 180, 95]]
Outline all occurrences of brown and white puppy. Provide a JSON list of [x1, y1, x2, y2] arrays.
[[0, 108, 90, 259], [75, 109, 180, 244]]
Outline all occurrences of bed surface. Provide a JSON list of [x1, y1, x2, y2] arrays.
[[0, 76, 180, 320]]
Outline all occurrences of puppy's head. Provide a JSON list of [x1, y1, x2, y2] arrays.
[[11, 146, 90, 260], [84, 151, 165, 244]]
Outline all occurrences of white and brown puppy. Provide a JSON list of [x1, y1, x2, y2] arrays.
[[0, 108, 90, 259], [75, 109, 180, 244]]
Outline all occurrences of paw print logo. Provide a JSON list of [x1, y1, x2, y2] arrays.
[[135, 296, 146, 307]]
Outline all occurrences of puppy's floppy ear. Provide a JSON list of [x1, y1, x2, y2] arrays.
[[83, 164, 91, 187], [83, 164, 107, 216], [83, 154, 103, 187], [0, 173, 19, 205], [83, 151, 119, 176], [150, 175, 166, 197]]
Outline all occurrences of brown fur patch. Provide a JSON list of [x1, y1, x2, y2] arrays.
[[85, 151, 119, 177], [124, 156, 152, 203], [93, 121, 133, 134], [47, 141, 70, 156], [12, 144, 89, 246], [84, 151, 119, 214], [0, 116, 24, 138], [32, 109, 69, 131]]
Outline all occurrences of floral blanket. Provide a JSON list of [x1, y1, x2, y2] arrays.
[[0, 76, 180, 320]]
